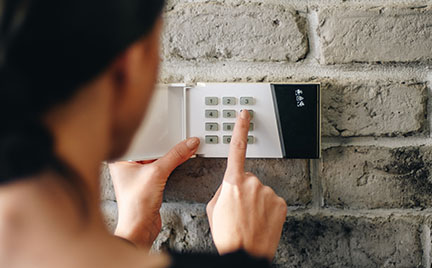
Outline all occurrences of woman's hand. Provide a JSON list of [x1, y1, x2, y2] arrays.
[[109, 137, 200, 249], [206, 110, 287, 261]]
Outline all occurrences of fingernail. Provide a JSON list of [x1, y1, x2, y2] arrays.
[[186, 137, 200, 149], [240, 109, 250, 120]]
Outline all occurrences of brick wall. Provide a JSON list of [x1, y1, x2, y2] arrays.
[[101, 1, 432, 267]]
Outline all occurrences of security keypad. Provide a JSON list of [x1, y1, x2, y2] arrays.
[[205, 96, 255, 144], [122, 82, 321, 160]]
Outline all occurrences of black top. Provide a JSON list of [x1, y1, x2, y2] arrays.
[[169, 250, 271, 268]]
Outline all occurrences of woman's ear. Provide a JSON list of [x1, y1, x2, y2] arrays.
[[106, 18, 163, 160], [110, 17, 162, 103]]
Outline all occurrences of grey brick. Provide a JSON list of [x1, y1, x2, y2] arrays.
[[100, 201, 215, 253], [275, 212, 423, 268], [101, 200, 118, 233], [153, 203, 216, 253], [318, 5, 432, 64], [163, 3, 308, 62], [424, 216, 432, 267], [100, 163, 116, 201], [100, 158, 310, 206], [322, 79, 427, 137], [322, 146, 432, 209], [101, 203, 425, 267], [164, 158, 311, 206]]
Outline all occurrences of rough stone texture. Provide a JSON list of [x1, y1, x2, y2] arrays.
[[318, 5, 432, 64], [100, 158, 311, 206], [423, 215, 432, 267], [322, 146, 432, 209], [275, 212, 423, 268], [101, 200, 118, 233], [100, 163, 116, 201], [163, 2, 308, 62], [152, 203, 216, 253], [164, 158, 311, 206], [100, 203, 425, 267], [100, 202, 215, 253], [322, 79, 427, 137]]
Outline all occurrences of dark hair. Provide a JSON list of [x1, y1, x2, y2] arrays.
[[0, 0, 165, 183]]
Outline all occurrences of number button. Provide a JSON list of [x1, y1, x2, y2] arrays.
[[205, 123, 219, 131], [249, 123, 254, 131], [247, 136, 255, 144], [205, 110, 218, 118], [240, 97, 254, 105], [223, 97, 236, 105], [223, 136, 232, 144], [223, 110, 236, 118], [223, 123, 235, 131], [205, 97, 218, 105], [205, 136, 219, 144]]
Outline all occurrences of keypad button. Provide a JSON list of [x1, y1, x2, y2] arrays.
[[248, 110, 254, 119], [205, 97, 218, 105], [223, 136, 232, 144], [223, 97, 236, 105], [240, 97, 254, 105], [223, 123, 235, 131], [205, 110, 219, 118], [205, 136, 219, 144], [223, 110, 236, 118], [247, 136, 255, 144], [249, 123, 254, 131], [205, 123, 219, 131]]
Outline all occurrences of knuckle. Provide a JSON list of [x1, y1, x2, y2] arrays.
[[172, 146, 188, 160], [206, 203, 213, 213], [245, 175, 261, 189], [238, 117, 249, 128], [277, 197, 288, 211], [263, 185, 275, 195], [230, 137, 248, 151], [244, 171, 256, 178]]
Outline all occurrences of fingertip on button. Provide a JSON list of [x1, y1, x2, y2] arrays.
[[240, 109, 250, 120]]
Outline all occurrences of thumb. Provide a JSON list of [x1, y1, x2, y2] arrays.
[[153, 137, 200, 177]]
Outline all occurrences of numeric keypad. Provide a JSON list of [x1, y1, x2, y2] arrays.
[[204, 96, 255, 144]]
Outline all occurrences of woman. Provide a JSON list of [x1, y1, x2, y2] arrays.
[[0, 0, 288, 267]]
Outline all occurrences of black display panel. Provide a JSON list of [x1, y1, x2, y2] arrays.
[[271, 84, 321, 159]]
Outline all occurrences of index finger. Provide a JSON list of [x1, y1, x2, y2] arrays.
[[226, 109, 251, 175]]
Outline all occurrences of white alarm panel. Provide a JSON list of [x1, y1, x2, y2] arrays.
[[123, 84, 185, 161], [121, 83, 321, 161]]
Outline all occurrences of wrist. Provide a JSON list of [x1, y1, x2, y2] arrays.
[[115, 221, 154, 249]]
